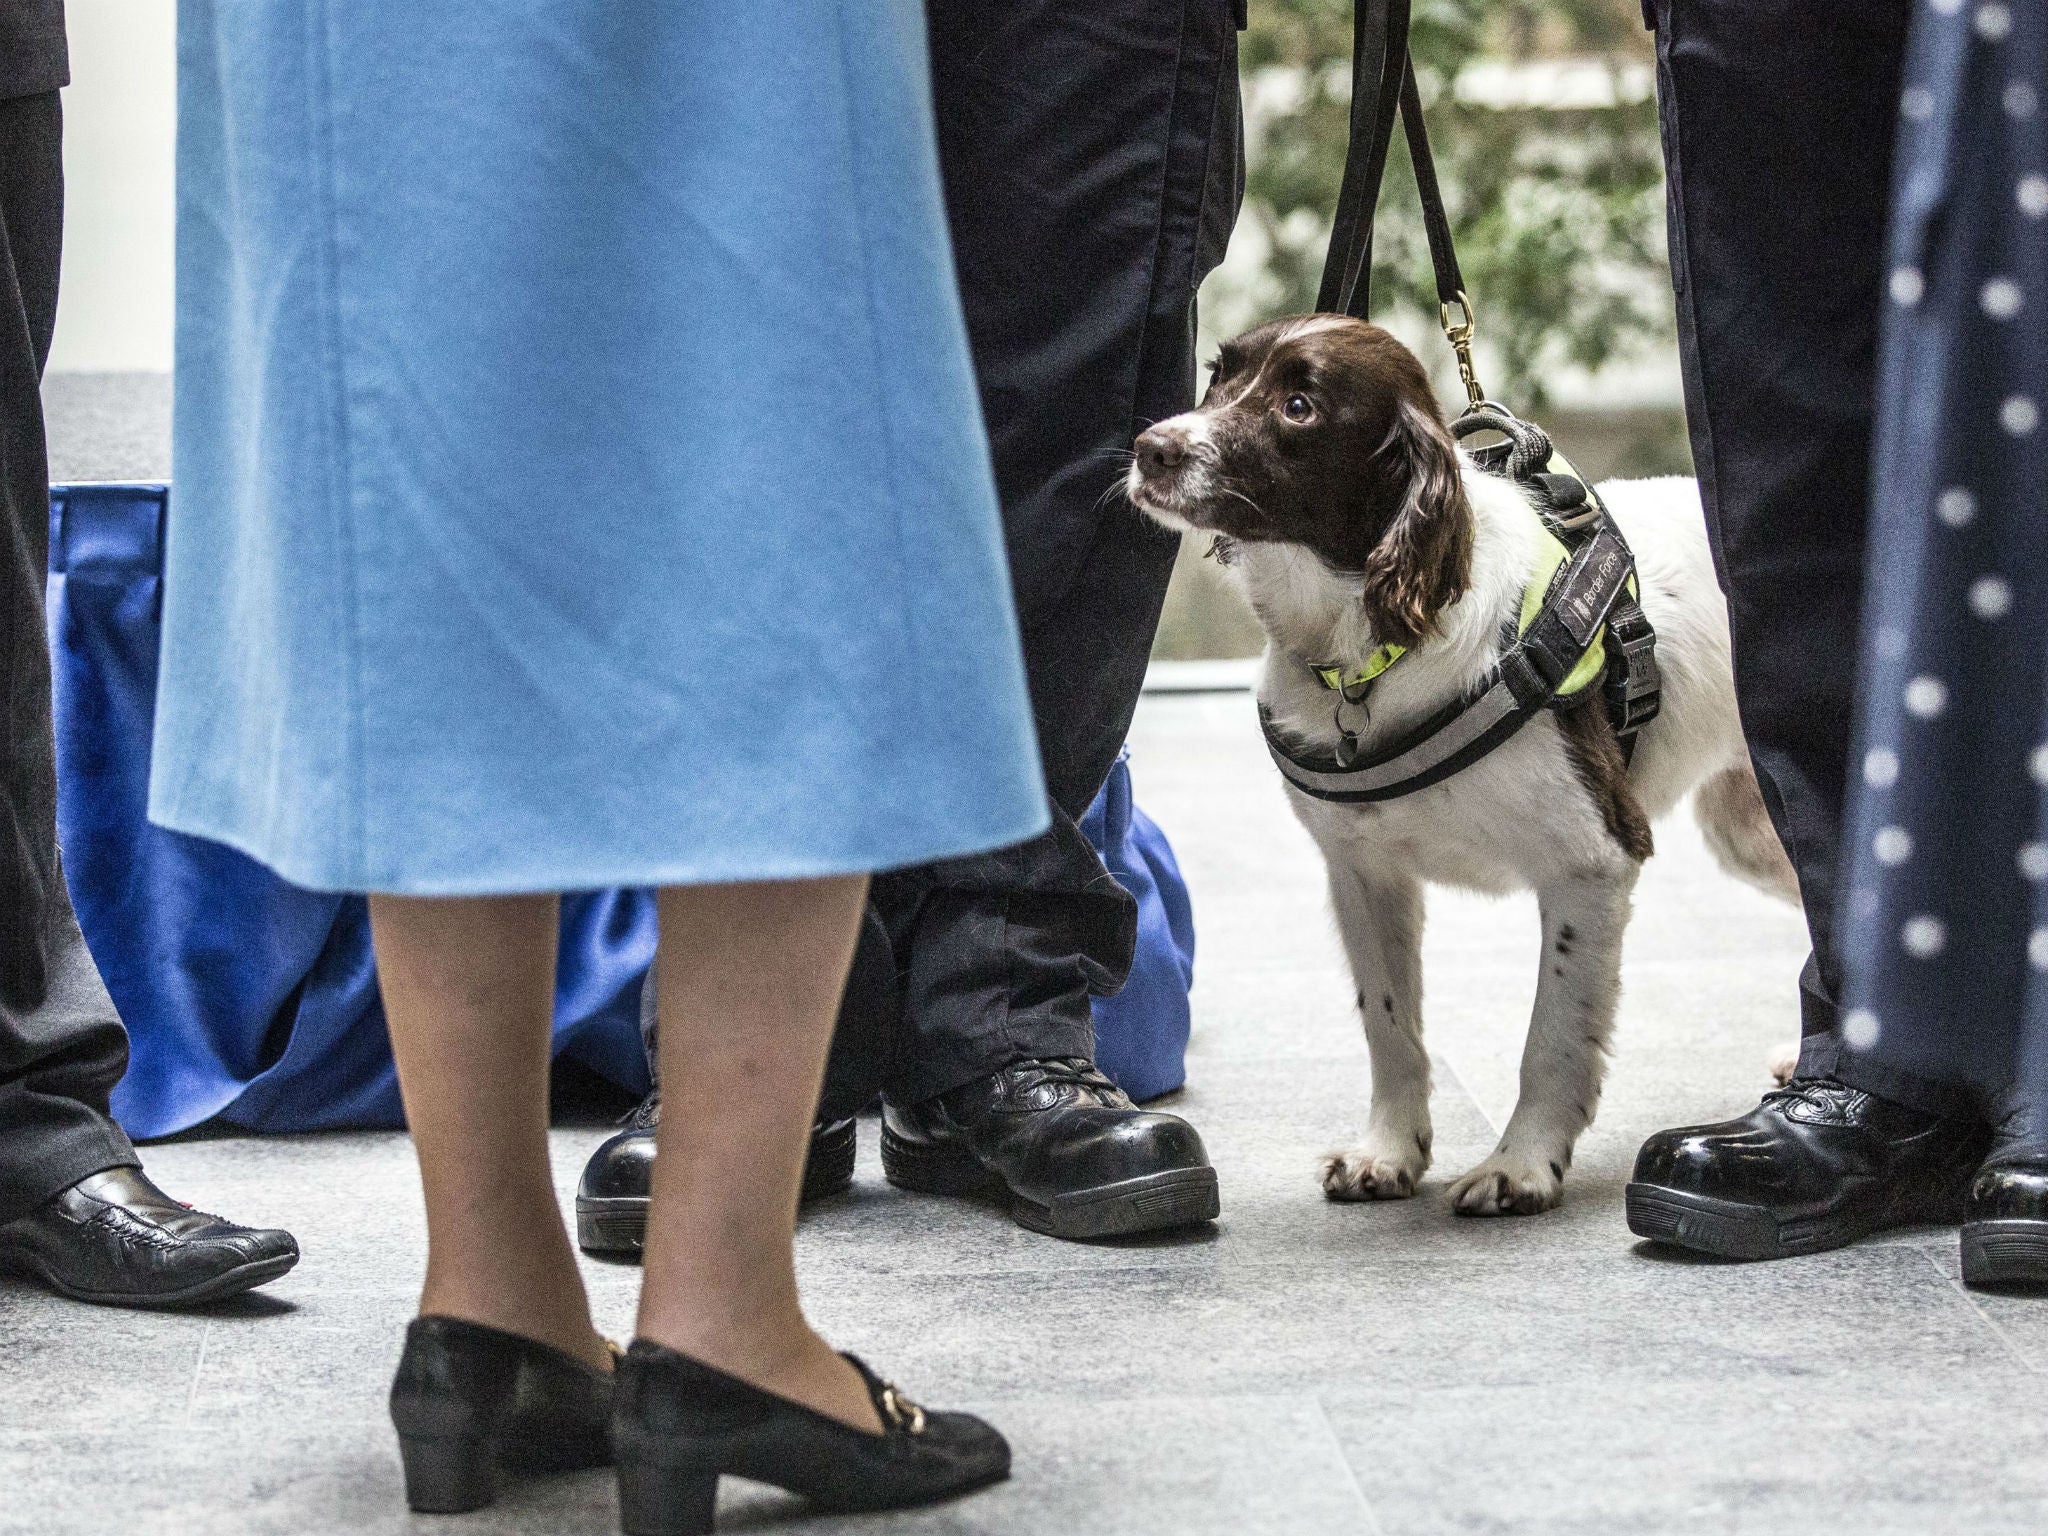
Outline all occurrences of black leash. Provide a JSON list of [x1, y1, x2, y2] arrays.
[[1316, 0, 1482, 408], [1263, 3, 1664, 806]]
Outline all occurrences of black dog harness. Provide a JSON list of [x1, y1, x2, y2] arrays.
[[1259, 408, 1662, 805], [1264, 0, 1662, 805]]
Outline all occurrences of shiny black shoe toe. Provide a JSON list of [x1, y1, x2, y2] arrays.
[[0, 1166, 299, 1309], [1961, 1162, 2048, 1287], [576, 1093, 858, 1256], [1625, 1078, 1986, 1260], [881, 1057, 1219, 1240]]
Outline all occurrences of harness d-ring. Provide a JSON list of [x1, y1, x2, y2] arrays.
[[1332, 678, 1374, 765]]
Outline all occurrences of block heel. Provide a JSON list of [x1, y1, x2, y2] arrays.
[[387, 1316, 614, 1514], [396, 1432, 497, 1514], [616, 1462, 719, 1536]]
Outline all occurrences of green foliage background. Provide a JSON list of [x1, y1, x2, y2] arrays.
[[1230, 0, 1670, 407]]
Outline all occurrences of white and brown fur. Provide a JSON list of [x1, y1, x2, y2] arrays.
[[1127, 315, 1798, 1215]]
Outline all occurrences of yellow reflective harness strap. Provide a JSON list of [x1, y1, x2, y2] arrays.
[[1312, 507, 1629, 702], [1313, 645, 1406, 694]]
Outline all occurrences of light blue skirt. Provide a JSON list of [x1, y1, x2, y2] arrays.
[[152, 2, 1047, 894]]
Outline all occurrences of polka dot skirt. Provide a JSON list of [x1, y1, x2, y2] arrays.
[[1840, 0, 2047, 1098]]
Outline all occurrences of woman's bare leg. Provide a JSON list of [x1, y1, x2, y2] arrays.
[[369, 893, 611, 1372], [637, 875, 880, 1432]]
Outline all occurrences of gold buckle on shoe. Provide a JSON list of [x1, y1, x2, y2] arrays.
[[879, 1384, 928, 1435]]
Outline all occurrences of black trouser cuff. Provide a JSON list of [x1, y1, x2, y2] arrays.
[[885, 1023, 1098, 1109], [1801, 1034, 1981, 1122], [0, 1120, 138, 1225]]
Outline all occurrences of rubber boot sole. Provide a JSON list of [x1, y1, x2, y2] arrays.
[[576, 1120, 858, 1257], [1961, 1219, 2048, 1286], [879, 1124, 1219, 1240], [1625, 1175, 1969, 1262]]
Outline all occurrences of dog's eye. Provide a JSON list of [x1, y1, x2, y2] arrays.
[[1281, 393, 1316, 424]]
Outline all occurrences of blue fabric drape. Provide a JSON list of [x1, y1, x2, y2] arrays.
[[1838, 3, 2046, 1101], [51, 483, 1193, 1135], [1083, 750, 1196, 1103]]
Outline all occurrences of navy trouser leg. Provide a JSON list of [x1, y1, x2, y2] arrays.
[[0, 92, 137, 1220], [1651, 0, 1961, 1115], [837, 0, 1242, 1108]]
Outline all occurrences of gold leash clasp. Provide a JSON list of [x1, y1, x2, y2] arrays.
[[1439, 289, 1486, 410]]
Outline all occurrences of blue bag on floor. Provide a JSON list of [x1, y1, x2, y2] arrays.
[[1083, 751, 1195, 1102], [50, 483, 1193, 1134]]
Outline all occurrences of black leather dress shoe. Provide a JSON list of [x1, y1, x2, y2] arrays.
[[880, 1057, 1219, 1240], [0, 1165, 299, 1308], [576, 1093, 858, 1256], [1961, 1161, 2048, 1286], [1625, 1078, 1987, 1260]]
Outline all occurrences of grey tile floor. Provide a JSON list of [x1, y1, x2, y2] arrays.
[[9, 376, 2044, 1533]]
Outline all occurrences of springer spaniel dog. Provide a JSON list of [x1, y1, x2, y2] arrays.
[[1127, 314, 1798, 1216]]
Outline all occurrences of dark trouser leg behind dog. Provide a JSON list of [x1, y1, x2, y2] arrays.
[[1623, 0, 1995, 1264], [1651, 0, 1956, 1116], [863, 0, 1244, 1110]]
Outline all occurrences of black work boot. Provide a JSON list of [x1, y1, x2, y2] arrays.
[[880, 1057, 1218, 1240], [1626, 1077, 1987, 1260], [0, 1165, 299, 1308], [1961, 1092, 2048, 1288], [575, 1091, 858, 1257]]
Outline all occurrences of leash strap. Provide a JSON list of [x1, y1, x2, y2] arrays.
[[1263, 522, 1640, 803], [1316, 3, 1466, 327], [1316, 0, 1408, 320]]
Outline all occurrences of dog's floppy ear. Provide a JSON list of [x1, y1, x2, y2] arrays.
[[1359, 397, 1472, 647]]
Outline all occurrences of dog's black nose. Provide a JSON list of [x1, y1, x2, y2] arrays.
[[1135, 424, 1188, 476]]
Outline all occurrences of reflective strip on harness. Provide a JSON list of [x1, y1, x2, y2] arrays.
[[1264, 520, 1640, 804], [1262, 682, 1524, 801]]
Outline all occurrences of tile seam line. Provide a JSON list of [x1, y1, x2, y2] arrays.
[[1918, 1244, 2042, 1374], [1312, 1394, 1389, 1536], [182, 1320, 211, 1422]]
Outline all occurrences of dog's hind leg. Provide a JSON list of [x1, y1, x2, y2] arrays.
[[1694, 763, 1804, 1082], [1321, 863, 1433, 1201], [1449, 868, 1637, 1216], [1694, 761, 1799, 903]]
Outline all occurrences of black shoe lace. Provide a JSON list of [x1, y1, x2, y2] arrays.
[[1022, 1057, 1119, 1092], [1760, 1076, 1854, 1113], [620, 1090, 660, 1132], [1000, 1056, 1132, 1108]]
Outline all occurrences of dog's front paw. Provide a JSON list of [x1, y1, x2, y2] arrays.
[[1321, 1137, 1429, 1202], [1448, 1152, 1564, 1216]]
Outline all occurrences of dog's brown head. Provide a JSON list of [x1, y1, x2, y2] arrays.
[[1126, 314, 1471, 647]]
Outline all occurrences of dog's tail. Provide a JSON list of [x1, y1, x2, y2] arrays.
[[1693, 761, 1800, 904]]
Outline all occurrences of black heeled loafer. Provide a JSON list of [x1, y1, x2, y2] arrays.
[[1961, 1160, 2048, 1287], [388, 1315, 615, 1513], [610, 1340, 1009, 1536]]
